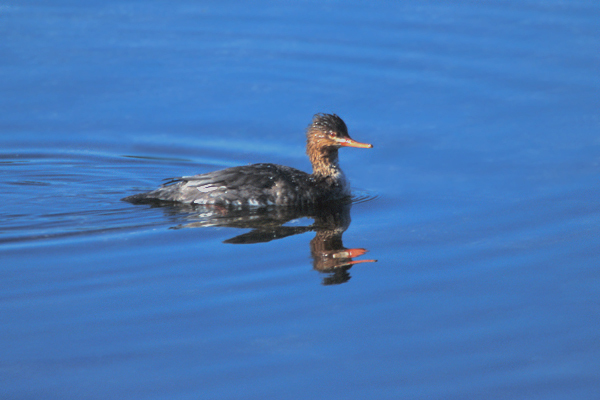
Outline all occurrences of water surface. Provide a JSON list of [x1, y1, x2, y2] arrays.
[[1, 1, 600, 399]]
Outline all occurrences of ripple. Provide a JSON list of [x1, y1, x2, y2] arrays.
[[351, 188, 380, 205]]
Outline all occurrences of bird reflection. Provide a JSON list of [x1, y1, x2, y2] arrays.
[[138, 200, 376, 285]]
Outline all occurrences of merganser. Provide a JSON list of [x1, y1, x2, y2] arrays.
[[123, 113, 373, 207]]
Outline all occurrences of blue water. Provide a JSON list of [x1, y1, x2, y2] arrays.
[[2, 1, 600, 399]]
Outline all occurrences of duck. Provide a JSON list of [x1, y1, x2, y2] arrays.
[[123, 113, 372, 207]]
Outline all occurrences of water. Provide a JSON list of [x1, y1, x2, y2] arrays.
[[2, 1, 600, 399]]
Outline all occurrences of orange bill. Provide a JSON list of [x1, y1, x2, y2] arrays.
[[337, 137, 373, 148]]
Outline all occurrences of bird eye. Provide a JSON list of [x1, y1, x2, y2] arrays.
[[327, 131, 337, 139]]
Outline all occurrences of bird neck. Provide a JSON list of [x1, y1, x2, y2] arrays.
[[307, 143, 342, 179]]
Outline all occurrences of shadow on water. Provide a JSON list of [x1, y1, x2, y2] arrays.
[[126, 198, 377, 285]]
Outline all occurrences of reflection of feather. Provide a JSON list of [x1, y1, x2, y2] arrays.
[[127, 200, 375, 285], [224, 226, 314, 244]]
